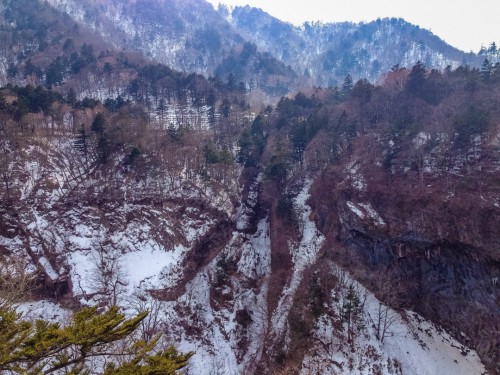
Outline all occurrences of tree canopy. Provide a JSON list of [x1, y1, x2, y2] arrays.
[[0, 305, 192, 374]]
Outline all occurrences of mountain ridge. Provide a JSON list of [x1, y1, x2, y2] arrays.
[[40, 0, 483, 93]]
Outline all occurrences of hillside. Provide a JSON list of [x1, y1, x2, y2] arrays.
[[1, 58, 499, 373], [0, 0, 499, 374], [1, 0, 484, 98], [224, 6, 480, 85]]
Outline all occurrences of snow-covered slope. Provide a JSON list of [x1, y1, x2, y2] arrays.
[[4, 161, 486, 374]]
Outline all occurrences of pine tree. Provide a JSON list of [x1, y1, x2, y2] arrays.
[[91, 113, 106, 134], [0, 305, 192, 374], [341, 284, 364, 342], [73, 124, 88, 166], [341, 74, 353, 98], [407, 61, 427, 97], [480, 59, 493, 81], [91, 114, 111, 164], [66, 88, 77, 107]]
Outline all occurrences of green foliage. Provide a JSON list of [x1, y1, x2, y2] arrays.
[[203, 143, 231, 165], [453, 105, 489, 149], [66, 88, 77, 106], [7, 63, 18, 78], [104, 346, 192, 375], [406, 61, 427, 98], [275, 194, 297, 227], [308, 273, 325, 318], [237, 114, 266, 167], [192, 27, 221, 53], [341, 284, 365, 340], [11, 85, 62, 114], [24, 60, 43, 79], [220, 98, 231, 118], [322, 49, 337, 71], [0, 305, 192, 374], [73, 124, 88, 163], [126, 146, 142, 166], [76, 97, 100, 109], [480, 59, 493, 81], [91, 113, 106, 134], [97, 131, 111, 164], [91, 114, 112, 164], [351, 78, 374, 104], [265, 156, 288, 186], [289, 113, 326, 162], [341, 74, 353, 98], [214, 252, 236, 287], [46, 57, 68, 87], [405, 62, 448, 104], [105, 96, 128, 112], [237, 129, 256, 166]]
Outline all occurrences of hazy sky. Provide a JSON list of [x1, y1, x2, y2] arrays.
[[206, 0, 500, 53]]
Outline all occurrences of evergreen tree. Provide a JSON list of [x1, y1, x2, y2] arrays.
[[341, 74, 353, 98], [0, 305, 192, 374], [91, 113, 106, 134], [407, 61, 427, 97], [73, 123, 89, 166], [66, 88, 77, 107], [341, 284, 364, 342], [480, 59, 493, 81], [46, 57, 68, 87], [91, 114, 111, 164]]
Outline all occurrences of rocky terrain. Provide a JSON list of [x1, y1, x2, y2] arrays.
[[0, 0, 499, 374]]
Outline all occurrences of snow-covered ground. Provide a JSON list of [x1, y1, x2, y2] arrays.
[[1, 144, 488, 374], [301, 267, 486, 375], [271, 180, 325, 337], [15, 300, 72, 324]]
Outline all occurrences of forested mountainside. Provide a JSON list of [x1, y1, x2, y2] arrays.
[[1, 44, 499, 373], [223, 6, 482, 86], [2, 0, 486, 98], [0, 0, 499, 374], [32, 0, 298, 98]]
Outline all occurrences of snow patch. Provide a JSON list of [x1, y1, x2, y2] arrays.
[[358, 203, 386, 227], [15, 300, 71, 323], [347, 201, 365, 219], [271, 180, 325, 337]]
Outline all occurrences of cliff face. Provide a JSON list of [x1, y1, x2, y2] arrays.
[[307, 166, 499, 372]]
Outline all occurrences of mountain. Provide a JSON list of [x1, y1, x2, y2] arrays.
[[41, 0, 299, 98], [223, 5, 480, 86], [0, 0, 499, 374], [39, 0, 482, 93]]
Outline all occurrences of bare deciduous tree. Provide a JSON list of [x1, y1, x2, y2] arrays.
[[373, 278, 400, 343], [0, 255, 38, 309], [126, 290, 163, 342], [89, 243, 128, 307]]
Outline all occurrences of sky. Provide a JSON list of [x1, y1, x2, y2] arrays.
[[206, 0, 500, 53]]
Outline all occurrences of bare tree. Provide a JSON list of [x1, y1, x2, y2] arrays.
[[126, 291, 163, 342], [0, 118, 20, 204], [89, 243, 128, 306], [0, 255, 38, 309], [373, 278, 400, 343]]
